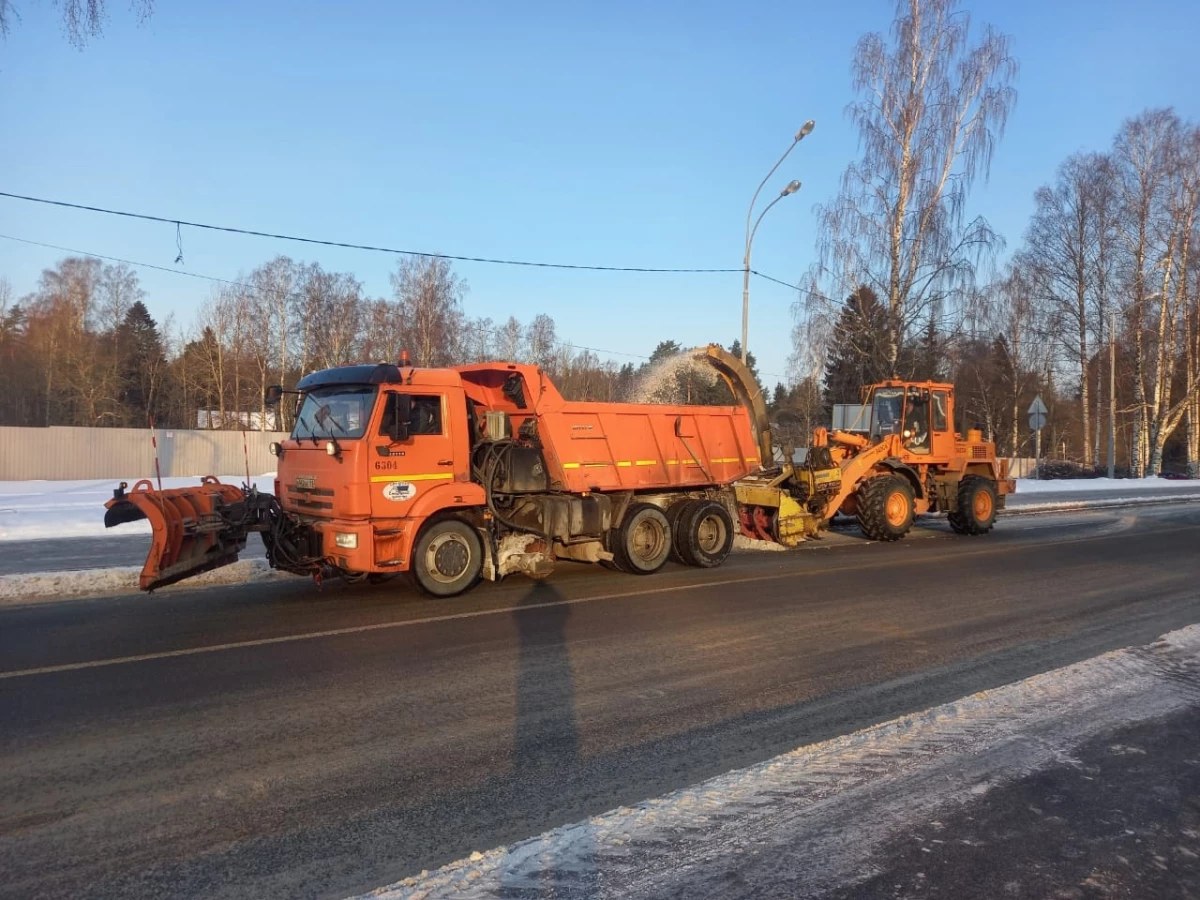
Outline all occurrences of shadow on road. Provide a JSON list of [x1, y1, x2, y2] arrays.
[[501, 580, 599, 898]]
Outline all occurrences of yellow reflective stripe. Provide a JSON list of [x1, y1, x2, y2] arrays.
[[635, 460, 657, 466], [584, 462, 610, 468], [666, 460, 680, 465], [616, 461, 632, 468], [369, 473, 454, 483], [562, 462, 581, 469], [712, 457, 743, 464]]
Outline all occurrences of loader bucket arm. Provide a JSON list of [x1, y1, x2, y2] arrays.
[[697, 344, 774, 468], [104, 477, 255, 592]]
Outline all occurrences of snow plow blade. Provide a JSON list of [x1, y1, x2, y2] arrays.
[[104, 477, 253, 592]]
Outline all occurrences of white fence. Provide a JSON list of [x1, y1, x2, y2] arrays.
[[0, 427, 288, 481]]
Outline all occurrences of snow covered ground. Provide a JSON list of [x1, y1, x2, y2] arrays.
[[0, 474, 276, 542], [1012, 476, 1196, 495]]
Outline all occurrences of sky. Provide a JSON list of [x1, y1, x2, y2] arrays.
[[1, 0, 1199, 385]]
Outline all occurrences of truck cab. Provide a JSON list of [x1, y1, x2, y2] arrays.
[[272, 363, 482, 579]]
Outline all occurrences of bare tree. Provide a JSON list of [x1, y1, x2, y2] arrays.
[[1022, 153, 1113, 466], [390, 257, 466, 367], [526, 313, 558, 369], [807, 0, 1017, 374], [496, 316, 525, 361], [0, 0, 153, 47], [1113, 109, 1182, 475]]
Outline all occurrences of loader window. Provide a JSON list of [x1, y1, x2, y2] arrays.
[[870, 387, 905, 439], [293, 385, 378, 441]]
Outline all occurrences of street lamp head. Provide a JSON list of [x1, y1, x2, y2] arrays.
[[795, 120, 815, 141], [781, 179, 801, 196]]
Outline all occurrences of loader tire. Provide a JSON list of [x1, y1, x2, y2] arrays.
[[948, 475, 998, 536], [664, 499, 692, 565], [857, 474, 914, 542], [410, 518, 483, 597], [677, 499, 734, 568], [610, 503, 672, 575]]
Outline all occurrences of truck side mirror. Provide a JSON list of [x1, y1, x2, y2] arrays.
[[265, 385, 284, 407], [388, 393, 412, 442]]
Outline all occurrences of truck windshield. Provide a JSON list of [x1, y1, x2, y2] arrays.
[[870, 387, 905, 439], [292, 385, 378, 441]]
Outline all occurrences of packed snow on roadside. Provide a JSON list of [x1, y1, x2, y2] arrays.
[[1013, 476, 1196, 494], [0, 474, 277, 542]]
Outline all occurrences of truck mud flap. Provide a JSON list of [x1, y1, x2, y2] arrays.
[[104, 477, 253, 592]]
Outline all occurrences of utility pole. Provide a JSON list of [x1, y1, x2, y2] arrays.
[[1109, 311, 1116, 479]]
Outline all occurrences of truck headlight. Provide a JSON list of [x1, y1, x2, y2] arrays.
[[334, 532, 358, 549], [269, 441, 282, 457], [326, 441, 337, 456]]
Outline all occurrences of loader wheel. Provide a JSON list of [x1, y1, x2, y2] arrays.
[[857, 475, 914, 542], [948, 476, 998, 536], [610, 503, 672, 575], [410, 518, 483, 597], [664, 500, 692, 565], [677, 499, 734, 568]]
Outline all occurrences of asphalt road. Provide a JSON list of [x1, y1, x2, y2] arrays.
[[2, 503, 1200, 899]]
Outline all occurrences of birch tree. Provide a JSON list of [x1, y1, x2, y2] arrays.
[[390, 257, 466, 367], [806, 0, 1017, 375]]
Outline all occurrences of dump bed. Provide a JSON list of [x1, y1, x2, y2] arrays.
[[541, 400, 760, 491], [457, 363, 763, 492]]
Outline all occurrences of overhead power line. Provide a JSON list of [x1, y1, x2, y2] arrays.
[[0, 190, 745, 275], [0, 233, 795, 379]]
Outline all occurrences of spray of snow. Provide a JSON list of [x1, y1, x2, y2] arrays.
[[630, 351, 720, 404]]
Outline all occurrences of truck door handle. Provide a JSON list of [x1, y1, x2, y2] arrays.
[[437, 459, 453, 466]]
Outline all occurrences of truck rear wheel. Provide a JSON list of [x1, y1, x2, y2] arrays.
[[677, 499, 734, 568], [664, 500, 691, 564], [948, 475, 998, 535], [411, 518, 484, 597], [857, 474, 914, 542], [611, 503, 671, 575]]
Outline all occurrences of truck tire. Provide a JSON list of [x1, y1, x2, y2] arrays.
[[410, 518, 484, 597], [856, 474, 914, 542], [610, 503, 672, 575], [664, 500, 691, 564], [677, 499, 734, 568], [948, 475, 998, 535]]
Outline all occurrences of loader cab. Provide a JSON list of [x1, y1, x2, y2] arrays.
[[867, 382, 955, 460]]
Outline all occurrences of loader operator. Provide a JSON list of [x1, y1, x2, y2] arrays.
[[904, 390, 930, 453]]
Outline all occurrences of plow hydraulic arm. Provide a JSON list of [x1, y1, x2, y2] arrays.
[[104, 477, 319, 591]]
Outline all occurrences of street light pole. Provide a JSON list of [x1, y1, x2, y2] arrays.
[[741, 119, 814, 364]]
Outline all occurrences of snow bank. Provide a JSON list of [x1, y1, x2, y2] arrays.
[[0, 474, 276, 542], [0, 557, 289, 604], [1013, 476, 1195, 494]]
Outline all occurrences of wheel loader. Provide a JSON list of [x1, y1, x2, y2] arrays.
[[102, 344, 1012, 596], [716, 345, 1015, 546]]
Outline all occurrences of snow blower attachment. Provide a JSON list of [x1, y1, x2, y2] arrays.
[[104, 477, 320, 591]]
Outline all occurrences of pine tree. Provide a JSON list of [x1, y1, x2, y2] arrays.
[[118, 301, 167, 425], [824, 286, 891, 405]]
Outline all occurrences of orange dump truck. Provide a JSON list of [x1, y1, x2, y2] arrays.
[[105, 347, 770, 596]]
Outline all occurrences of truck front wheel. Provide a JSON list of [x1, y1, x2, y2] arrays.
[[411, 519, 484, 597]]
